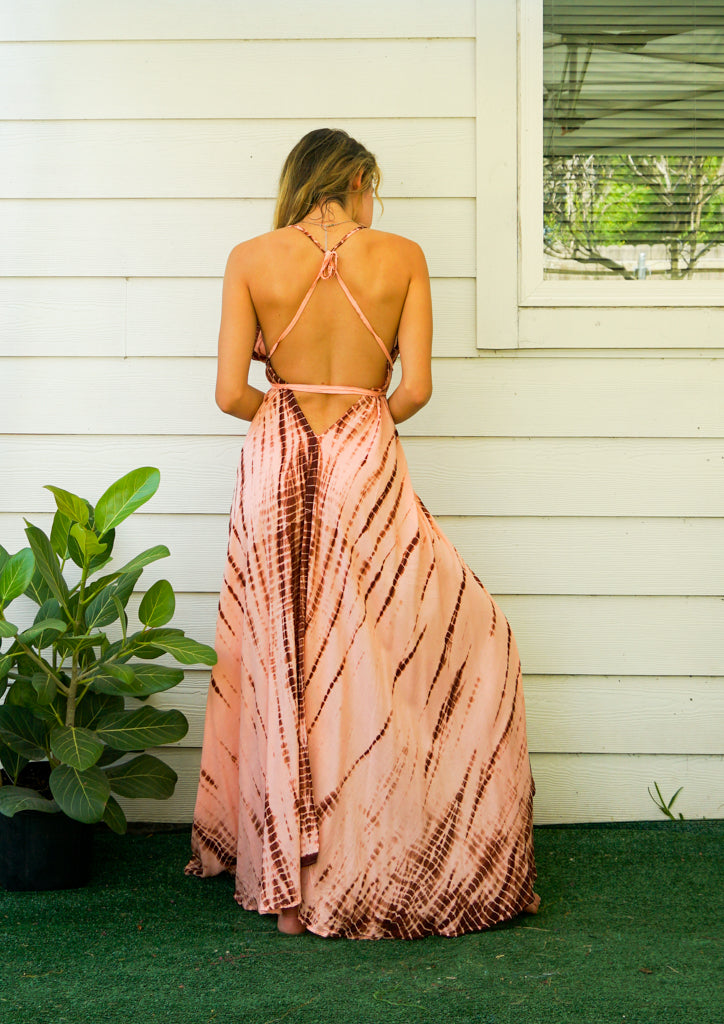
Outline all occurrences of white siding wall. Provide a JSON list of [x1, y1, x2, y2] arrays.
[[2, 0, 722, 823]]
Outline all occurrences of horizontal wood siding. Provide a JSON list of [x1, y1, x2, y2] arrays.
[[1, 1, 721, 825], [0, 119, 476, 198], [0, 41, 474, 118], [4, 358, 724, 437], [0, 1, 475, 40], [0, 278, 476, 358], [0, 198, 474, 276], [4, 437, 722, 517]]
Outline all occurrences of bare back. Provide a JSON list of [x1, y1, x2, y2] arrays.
[[246, 224, 417, 434]]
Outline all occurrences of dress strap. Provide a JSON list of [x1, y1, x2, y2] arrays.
[[330, 224, 367, 250], [292, 222, 366, 252], [292, 223, 325, 253], [266, 222, 394, 370], [266, 272, 321, 359], [334, 274, 395, 369], [269, 381, 385, 397]]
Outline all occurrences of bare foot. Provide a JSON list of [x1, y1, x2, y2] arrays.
[[277, 906, 308, 935], [522, 892, 541, 915]]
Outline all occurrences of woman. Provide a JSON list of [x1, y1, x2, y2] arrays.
[[185, 128, 539, 938]]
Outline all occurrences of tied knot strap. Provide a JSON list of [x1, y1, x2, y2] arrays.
[[319, 249, 338, 280], [265, 220, 397, 370]]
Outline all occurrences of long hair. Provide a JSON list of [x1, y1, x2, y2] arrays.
[[272, 128, 383, 230]]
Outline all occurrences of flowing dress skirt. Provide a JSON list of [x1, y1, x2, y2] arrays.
[[184, 386, 537, 939]]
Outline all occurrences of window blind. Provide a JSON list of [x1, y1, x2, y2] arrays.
[[543, 1, 724, 280]]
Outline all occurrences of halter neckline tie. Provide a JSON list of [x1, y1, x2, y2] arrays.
[[319, 249, 338, 279], [260, 221, 396, 379]]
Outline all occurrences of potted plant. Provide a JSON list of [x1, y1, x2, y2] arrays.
[[0, 466, 216, 891]]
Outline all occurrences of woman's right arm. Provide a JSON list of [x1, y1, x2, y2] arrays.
[[386, 240, 433, 425], [215, 242, 266, 422]]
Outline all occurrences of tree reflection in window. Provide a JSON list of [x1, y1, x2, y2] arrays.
[[543, 2, 724, 280]]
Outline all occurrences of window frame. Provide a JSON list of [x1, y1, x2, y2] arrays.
[[475, 0, 724, 351]]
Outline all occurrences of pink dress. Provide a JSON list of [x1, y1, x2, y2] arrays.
[[184, 223, 537, 939]]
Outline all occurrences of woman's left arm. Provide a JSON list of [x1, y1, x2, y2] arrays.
[[215, 243, 265, 421]]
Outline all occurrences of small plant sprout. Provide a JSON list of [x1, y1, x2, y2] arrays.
[[648, 781, 685, 820]]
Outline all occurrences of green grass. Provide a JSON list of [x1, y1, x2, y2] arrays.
[[1, 819, 722, 1024]]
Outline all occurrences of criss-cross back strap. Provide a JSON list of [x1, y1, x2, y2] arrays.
[[265, 223, 395, 370], [293, 222, 362, 254]]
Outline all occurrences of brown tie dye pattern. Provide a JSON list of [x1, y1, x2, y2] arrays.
[[184, 225, 537, 938]]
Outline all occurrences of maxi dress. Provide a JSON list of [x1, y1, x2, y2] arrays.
[[184, 223, 537, 939]]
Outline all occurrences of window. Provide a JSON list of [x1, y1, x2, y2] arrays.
[[475, 0, 724, 349], [543, 1, 724, 284]]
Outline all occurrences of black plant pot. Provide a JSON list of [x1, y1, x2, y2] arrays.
[[0, 763, 95, 892]]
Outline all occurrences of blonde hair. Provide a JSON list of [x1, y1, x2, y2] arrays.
[[272, 128, 383, 230]]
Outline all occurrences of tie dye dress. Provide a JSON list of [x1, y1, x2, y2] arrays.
[[184, 223, 537, 939]]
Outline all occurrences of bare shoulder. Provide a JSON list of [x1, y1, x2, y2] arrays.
[[364, 228, 428, 268], [224, 230, 290, 285], [227, 228, 276, 263]]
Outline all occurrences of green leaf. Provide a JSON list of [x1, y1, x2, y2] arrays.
[[96, 746, 129, 768], [104, 753, 177, 799], [50, 724, 105, 770], [31, 671, 57, 705], [0, 786, 59, 818], [33, 690, 68, 725], [34, 596, 63, 624], [67, 523, 107, 569], [7, 651, 38, 678], [55, 632, 105, 656], [142, 629, 217, 666], [25, 562, 54, 606], [66, 528, 84, 569], [0, 544, 8, 574], [32, 704, 58, 724], [90, 660, 183, 699], [30, 599, 67, 648], [94, 467, 160, 537], [49, 509, 72, 559], [83, 545, 167, 606], [71, 523, 107, 558], [5, 676, 38, 708], [117, 544, 170, 577], [138, 579, 175, 628], [85, 568, 142, 630], [125, 664, 185, 694], [123, 643, 165, 661], [0, 620, 18, 638], [0, 740, 28, 782], [0, 548, 35, 607], [17, 618, 67, 646], [0, 705, 50, 760], [102, 794, 128, 834], [95, 706, 188, 750], [104, 626, 182, 662], [89, 663, 184, 699], [106, 663, 136, 685], [49, 763, 110, 823], [24, 521, 70, 609], [668, 785, 684, 808], [87, 670, 135, 698], [113, 595, 128, 638], [88, 527, 115, 574], [44, 484, 90, 526], [73, 690, 124, 730]]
